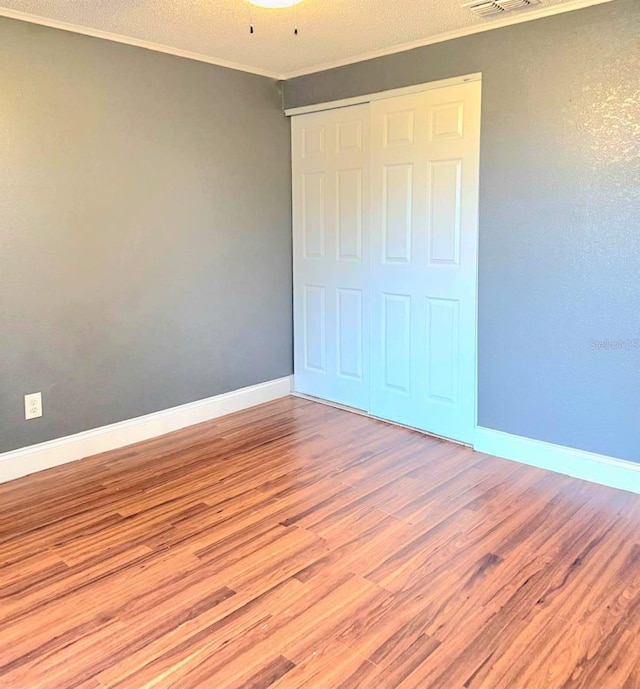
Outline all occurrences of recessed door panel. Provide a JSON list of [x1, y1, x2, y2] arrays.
[[337, 169, 363, 261], [383, 164, 413, 264], [382, 294, 411, 393], [427, 159, 462, 266], [384, 110, 415, 147], [302, 172, 325, 259], [337, 288, 363, 380], [303, 285, 326, 372], [426, 298, 459, 402], [430, 102, 464, 141]]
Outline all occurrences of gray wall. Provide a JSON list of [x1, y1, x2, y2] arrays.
[[285, 0, 640, 462], [0, 17, 292, 453]]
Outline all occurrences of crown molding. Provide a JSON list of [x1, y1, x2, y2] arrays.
[[0, 7, 282, 79], [0, 0, 614, 82], [280, 0, 614, 79]]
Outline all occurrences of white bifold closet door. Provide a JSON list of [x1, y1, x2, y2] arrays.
[[292, 80, 481, 444], [292, 104, 371, 410]]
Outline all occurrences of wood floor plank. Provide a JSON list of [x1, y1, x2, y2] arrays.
[[269, 639, 372, 689], [1, 396, 639, 689]]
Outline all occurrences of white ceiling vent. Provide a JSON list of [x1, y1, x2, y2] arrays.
[[462, 0, 541, 18]]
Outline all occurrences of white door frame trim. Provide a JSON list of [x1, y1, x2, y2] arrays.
[[284, 73, 482, 117]]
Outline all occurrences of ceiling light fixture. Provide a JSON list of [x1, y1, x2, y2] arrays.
[[249, 0, 304, 7], [246, 0, 303, 35]]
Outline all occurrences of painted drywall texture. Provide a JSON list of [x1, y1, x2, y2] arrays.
[[0, 17, 292, 453], [285, 0, 640, 462]]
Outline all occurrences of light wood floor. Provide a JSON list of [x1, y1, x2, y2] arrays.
[[1, 397, 640, 689]]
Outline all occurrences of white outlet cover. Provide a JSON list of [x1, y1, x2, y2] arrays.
[[25, 392, 43, 420]]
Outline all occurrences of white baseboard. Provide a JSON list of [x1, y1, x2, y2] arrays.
[[0, 376, 293, 484], [474, 426, 640, 494]]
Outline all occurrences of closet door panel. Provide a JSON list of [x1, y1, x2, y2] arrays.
[[369, 82, 481, 443], [292, 105, 371, 410]]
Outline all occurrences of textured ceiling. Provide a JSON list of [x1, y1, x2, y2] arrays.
[[0, 0, 610, 77]]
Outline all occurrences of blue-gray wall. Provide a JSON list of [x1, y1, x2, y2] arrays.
[[285, 0, 640, 462], [0, 17, 292, 453]]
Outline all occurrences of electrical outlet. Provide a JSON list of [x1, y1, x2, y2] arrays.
[[24, 392, 43, 420]]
